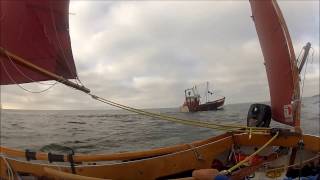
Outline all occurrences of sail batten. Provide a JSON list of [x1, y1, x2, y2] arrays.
[[250, 0, 300, 126], [0, 0, 77, 85]]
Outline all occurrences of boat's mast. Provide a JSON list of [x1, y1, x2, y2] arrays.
[[206, 81, 208, 103], [0, 47, 90, 93], [298, 42, 312, 74], [294, 42, 311, 128]]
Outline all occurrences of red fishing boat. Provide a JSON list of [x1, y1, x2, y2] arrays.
[[0, 0, 319, 180], [181, 82, 225, 112]]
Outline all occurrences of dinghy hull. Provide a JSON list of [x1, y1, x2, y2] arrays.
[[1, 133, 319, 180]]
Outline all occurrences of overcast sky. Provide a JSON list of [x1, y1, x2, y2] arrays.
[[1, 1, 319, 110]]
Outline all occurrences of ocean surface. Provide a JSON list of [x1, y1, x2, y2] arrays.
[[1, 95, 319, 154]]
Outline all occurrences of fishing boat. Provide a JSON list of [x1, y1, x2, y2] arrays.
[[180, 82, 225, 112], [0, 0, 319, 180]]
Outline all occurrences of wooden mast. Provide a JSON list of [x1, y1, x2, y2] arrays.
[[298, 42, 312, 74]]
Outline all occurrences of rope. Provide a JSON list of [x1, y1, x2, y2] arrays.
[[224, 131, 279, 174], [266, 154, 320, 171], [296, 47, 304, 66], [0, 59, 58, 93], [89, 93, 270, 133], [1, 154, 14, 180], [300, 48, 314, 99], [6, 48, 56, 86]]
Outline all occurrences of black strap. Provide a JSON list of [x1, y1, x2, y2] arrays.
[[48, 152, 64, 163], [25, 149, 36, 161], [298, 140, 304, 179], [67, 150, 76, 174]]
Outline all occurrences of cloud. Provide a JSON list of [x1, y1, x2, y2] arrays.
[[1, 1, 319, 110]]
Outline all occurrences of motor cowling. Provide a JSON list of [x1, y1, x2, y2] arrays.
[[247, 104, 271, 127]]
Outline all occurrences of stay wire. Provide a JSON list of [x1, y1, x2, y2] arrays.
[[300, 48, 314, 99], [296, 47, 304, 66]]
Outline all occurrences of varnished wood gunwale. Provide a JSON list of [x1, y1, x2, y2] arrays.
[[1, 135, 233, 179], [235, 133, 320, 152], [1, 133, 319, 180], [0, 133, 230, 162]]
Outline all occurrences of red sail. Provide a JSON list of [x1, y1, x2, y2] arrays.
[[0, 0, 77, 85], [250, 0, 300, 126]]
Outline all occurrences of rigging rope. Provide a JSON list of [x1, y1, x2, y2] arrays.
[[6, 52, 56, 85], [0, 59, 58, 93], [296, 47, 304, 67], [90, 93, 270, 133], [300, 48, 314, 99]]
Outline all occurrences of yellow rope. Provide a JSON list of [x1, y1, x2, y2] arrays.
[[90, 94, 270, 133], [225, 131, 279, 174]]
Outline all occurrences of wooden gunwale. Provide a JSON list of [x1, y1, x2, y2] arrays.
[[0, 133, 230, 162], [0, 135, 233, 179], [1, 133, 319, 180]]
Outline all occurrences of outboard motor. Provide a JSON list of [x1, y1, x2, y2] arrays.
[[247, 104, 271, 127]]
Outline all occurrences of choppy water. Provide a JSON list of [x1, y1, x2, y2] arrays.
[[1, 95, 319, 154]]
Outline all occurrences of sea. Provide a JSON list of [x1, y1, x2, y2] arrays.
[[1, 95, 319, 154]]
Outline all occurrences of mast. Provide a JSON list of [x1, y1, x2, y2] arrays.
[[206, 81, 208, 103], [298, 42, 312, 74]]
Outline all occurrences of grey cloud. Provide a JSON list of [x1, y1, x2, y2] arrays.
[[1, 1, 319, 110]]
